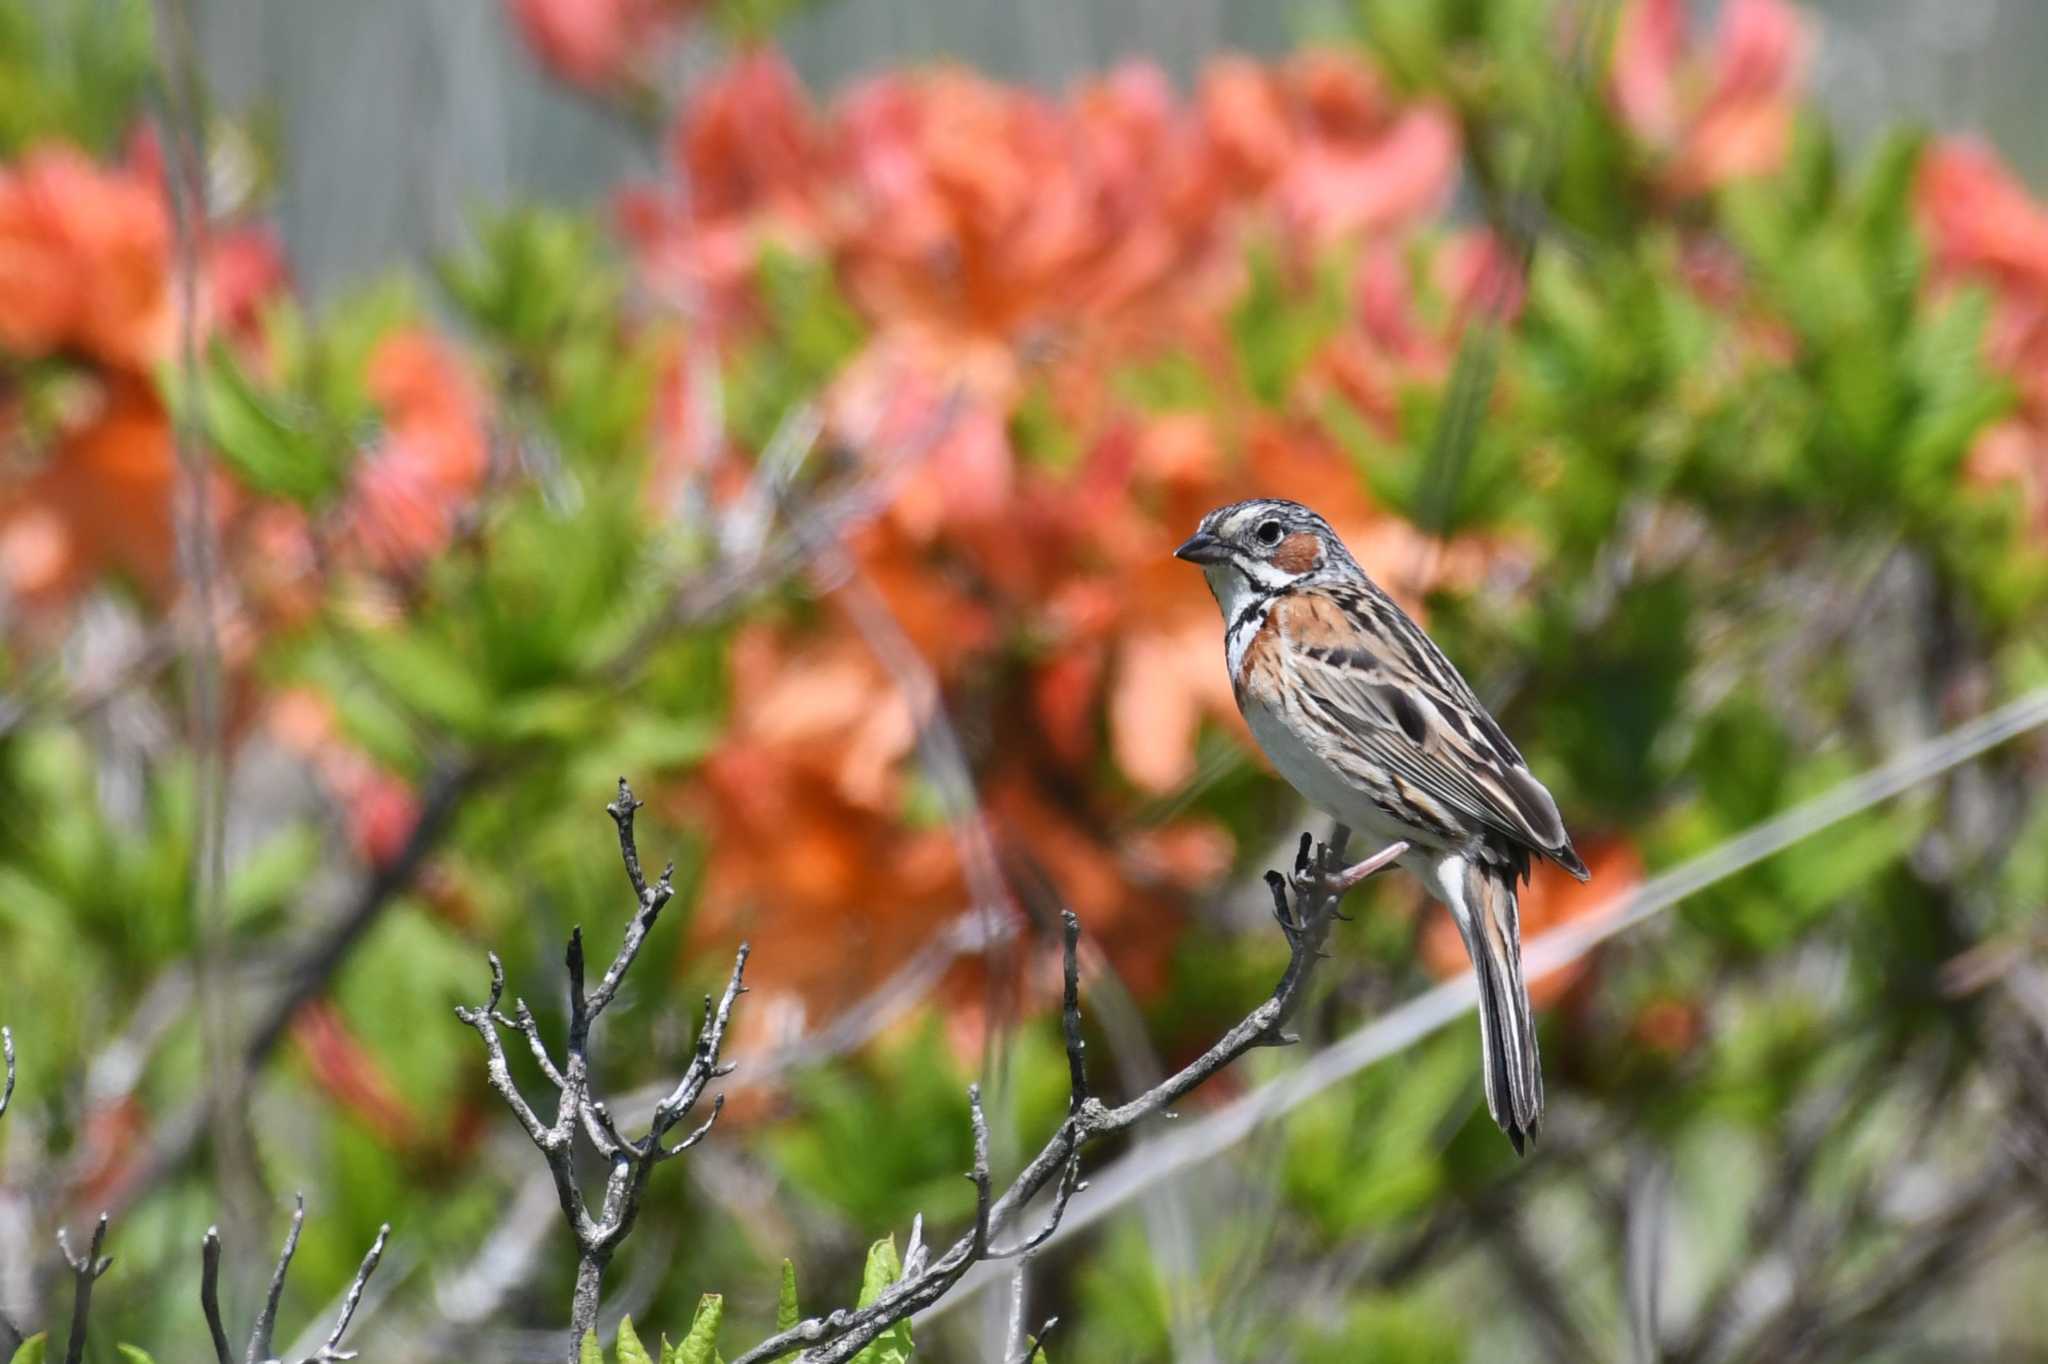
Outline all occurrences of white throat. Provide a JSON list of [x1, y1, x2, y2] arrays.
[[1202, 561, 1266, 626]]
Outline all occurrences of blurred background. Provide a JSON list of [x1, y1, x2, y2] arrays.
[[3, 0, 2048, 1359]]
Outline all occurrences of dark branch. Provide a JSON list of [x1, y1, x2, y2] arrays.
[[202, 1227, 233, 1364], [58, 1214, 112, 1364], [248, 1195, 307, 1364], [295, 1222, 390, 1364], [726, 831, 1407, 1364], [198, 1203, 390, 1364]]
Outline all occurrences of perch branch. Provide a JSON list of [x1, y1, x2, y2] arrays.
[[725, 831, 1408, 1364]]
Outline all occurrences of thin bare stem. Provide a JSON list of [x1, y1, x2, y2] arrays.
[[248, 1195, 306, 1364], [202, 1227, 233, 1364], [295, 1223, 390, 1363], [199, 1205, 391, 1364], [0, 1026, 13, 1123]]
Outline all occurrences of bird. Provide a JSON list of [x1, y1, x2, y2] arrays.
[[1175, 497, 1587, 1154]]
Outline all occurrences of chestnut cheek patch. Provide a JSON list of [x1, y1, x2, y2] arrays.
[[1271, 531, 1322, 574]]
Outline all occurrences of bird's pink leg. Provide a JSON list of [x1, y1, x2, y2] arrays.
[[1323, 839, 1409, 895]]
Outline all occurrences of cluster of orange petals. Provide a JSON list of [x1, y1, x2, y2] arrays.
[[1918, 140, 2048, 542], [0, 140, 294, 622], [343, 328, 493, 573], [1610, 0, 1811, 198], [507, 0, 703, 92], [626, 50, 1561, 1036]]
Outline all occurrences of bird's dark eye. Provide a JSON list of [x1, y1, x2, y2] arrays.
[[1255, 520, 1284, 546]]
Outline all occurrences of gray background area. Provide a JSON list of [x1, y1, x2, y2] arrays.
[[190, 0, 2048, 299]]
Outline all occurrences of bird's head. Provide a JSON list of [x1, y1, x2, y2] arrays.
[[1175, 498, 1350, 617]]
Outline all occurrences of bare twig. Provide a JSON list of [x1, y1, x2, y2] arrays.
[[202, 1227, 233, 1364], [198, 1199, 390, 1364], [57, 1215, 112, 1364], [456, 778, 748, 1362], [723, 832, 1408, 1364], [0, 1027, 13, 1124], [248, 1196, 307, 1364], [296, 1223, 390, 1364]]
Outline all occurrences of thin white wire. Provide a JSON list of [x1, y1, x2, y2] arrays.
[[923, 684, 2048, 1323]]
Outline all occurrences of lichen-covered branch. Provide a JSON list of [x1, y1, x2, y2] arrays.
[[456, 777, 748, 1361]]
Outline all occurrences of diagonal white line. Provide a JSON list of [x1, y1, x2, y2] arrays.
[[923, 685, 2048, 1323]]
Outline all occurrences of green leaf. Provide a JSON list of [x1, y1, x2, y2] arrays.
[[351, 627, 496, 735], [777, 1258, 800, 1333], [855, 1236, 900, 1309], [8, 1334, 47, 1364], [1228, 239, 1346, 408], [580, 1329, 606, 1364], [196, 342, 344, 504], [850, 1238, 913, 1364], [116, 1347, 158, 1364], [617, 1317, 654, 1364], [672, 1293, 724, 1364]]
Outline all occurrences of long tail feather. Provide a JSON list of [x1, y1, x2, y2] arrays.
[[1442, 856, 1544, 1153]]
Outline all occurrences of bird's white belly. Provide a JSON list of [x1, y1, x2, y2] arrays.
[[1243, 695, 1422, 849]]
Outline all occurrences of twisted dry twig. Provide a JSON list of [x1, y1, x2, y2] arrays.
[[455, 777, 748, 1361]]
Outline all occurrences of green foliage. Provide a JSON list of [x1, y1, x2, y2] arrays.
[[777, 1258, 801, 1333], [851, 1237, 913, 1364], [724, 247, 865, 451], [6, 1335, 45, 1364], [1229, 239, 1349, 408], [669, 1295, 726, 1364], [617, 1315, 655, 1364], [1295, 1296, 1464, 1363], [0, 0, 152, 157]]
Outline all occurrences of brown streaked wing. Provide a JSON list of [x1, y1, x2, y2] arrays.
[[1266, 588, 1585, 875]]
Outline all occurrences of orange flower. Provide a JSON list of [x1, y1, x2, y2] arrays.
[[1920, 140, 2048, 293], [342, 328, 490, 572], [617, 50, 829, 327], [506, 0, 700, 91], [1919, 139, 2048, 541], [1610, 0, 1811, 196], [0, 375, 176, 611], [0, 146, 171, 369]]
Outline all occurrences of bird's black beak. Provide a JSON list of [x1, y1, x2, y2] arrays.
[[1174, 531, 1230, 566]]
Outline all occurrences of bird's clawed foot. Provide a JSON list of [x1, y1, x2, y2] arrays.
[[1266, 830, 1410, 945]]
